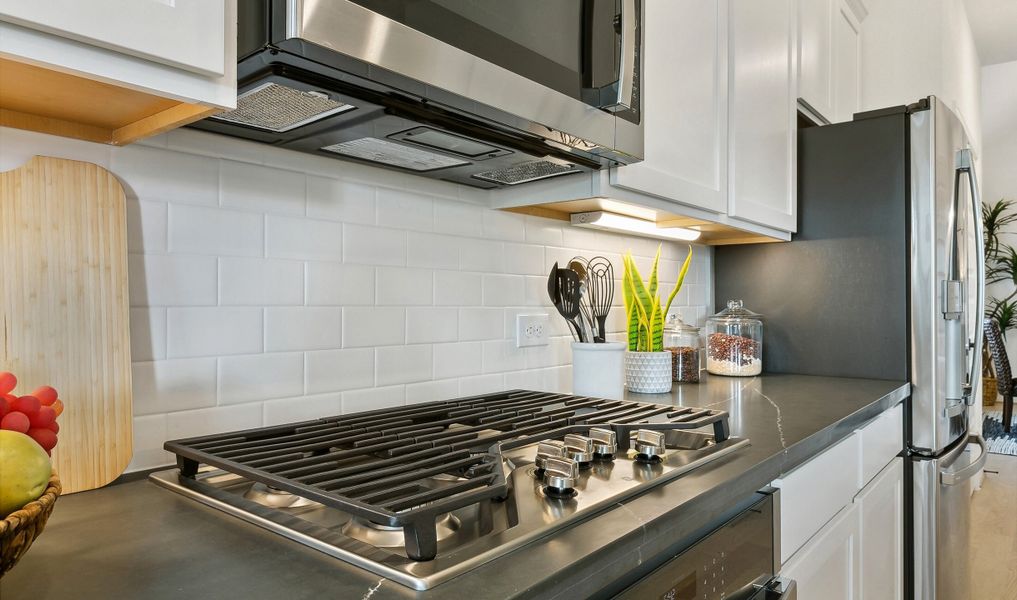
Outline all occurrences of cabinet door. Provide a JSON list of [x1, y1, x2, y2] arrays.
[[611, 0, 728, 213], [857, 458, 903, 600], [782, 501, 861, 600], [0, 0, 225, 76], [832, 1, 861, 123], [798, 0, 834, 120], [728, 0, 797, 232]]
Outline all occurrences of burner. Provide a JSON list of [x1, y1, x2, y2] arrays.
[[343, 513, 462, 548], [244, 482, 320, 508]]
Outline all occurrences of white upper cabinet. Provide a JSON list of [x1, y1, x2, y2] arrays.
[[728, 0, 798, 232], [798, 0, 865, 124], [610, 0, 728, 214], [0, 0, 225, 76]]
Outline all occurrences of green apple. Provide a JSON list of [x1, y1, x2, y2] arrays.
[[0, 430, 51, 517]]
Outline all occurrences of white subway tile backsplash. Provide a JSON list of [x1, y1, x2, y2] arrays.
[[459, 308, 504, 341], [407, 232, 460, 270], [111, 145, 218, 205], [306, 263, 375, 305], [434, 271, 483, 306], [220, 257, 303, 306], [524, 216, 563, 245], [132, 358, 217, 415], [343, 385, 406, 414], [406, 379, 459, 405], [482, 210, 526, 241], [376, 267, 433, 306], [433, 342, 483, 379], [503, 243, 545, 275], [126, 198, 167, 253], [376, 188, 433, 231], [130, 307, 167, 362], [406, 308, 458, 343], [343, 224, 406, 266], [169, 204, 264, 257], [264, 392, 343, 426], [459, 239, 504, 272], [343, 307, 405, 347], [306, 348, 375, 394], [4, 127, 713, 473], [219, 352, 304, 405], [483, 274, 526, 306], [434, 200, 483, 237], [129, 254, 217, 306], [167, 307, 263, 357], [306, 176, 376, 224], [266, 307, 342, 351], [376, 345, 433, 385], [167, 403, 264, 440], [266, 215, 342, 261], [221, 160, 306, 215], [127, 414, 172, 471]]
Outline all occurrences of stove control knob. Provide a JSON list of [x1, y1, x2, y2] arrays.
[[542, 456, 579, 497], [589, 428, 617, 459], [535, 440, 566, 470], [564, 434, 594, 466], [634, 430, 667, 462]]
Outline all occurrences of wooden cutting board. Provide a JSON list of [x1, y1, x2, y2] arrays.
[[1, 155, 132, 494]]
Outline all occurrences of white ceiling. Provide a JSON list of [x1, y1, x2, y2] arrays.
[[965, 0, 1017, 65]]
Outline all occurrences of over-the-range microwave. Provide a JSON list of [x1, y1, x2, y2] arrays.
[[191, 0, 644, 188]]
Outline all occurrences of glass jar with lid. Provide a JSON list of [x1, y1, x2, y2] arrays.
[[706, 300, 763, 376], [664, 314, 701, 383]]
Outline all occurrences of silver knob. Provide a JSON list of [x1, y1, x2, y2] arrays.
[[542, 456, 579, 494], [564, 434, 594, 465], [535, 440, 566, 470], [634, 429, 666, 461], [589, 428, 617, 458]]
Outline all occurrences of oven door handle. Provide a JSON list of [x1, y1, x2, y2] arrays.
[[765, 577, 797, 600]]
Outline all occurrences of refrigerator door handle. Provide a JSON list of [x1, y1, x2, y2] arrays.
[[957, 149, 984, 406], [940, 434, 988, 486]]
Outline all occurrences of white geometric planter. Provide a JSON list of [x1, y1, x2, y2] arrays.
[[572, 342, 625, 400], [625, 351, 673, 394]]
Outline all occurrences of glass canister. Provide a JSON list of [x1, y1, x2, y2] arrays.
[[706, 300, 763, 376], [664, 314, 701, 383]]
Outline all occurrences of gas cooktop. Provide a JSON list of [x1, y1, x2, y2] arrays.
[[151, 390, 748, 590]]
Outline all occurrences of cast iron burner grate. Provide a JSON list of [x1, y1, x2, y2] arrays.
[[164, 390, 731, 561]]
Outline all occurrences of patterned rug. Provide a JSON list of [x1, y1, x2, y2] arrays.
[[983, 409, 1017, 456]]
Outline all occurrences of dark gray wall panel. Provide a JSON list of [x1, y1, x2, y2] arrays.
[[715, 114, 908, 380]]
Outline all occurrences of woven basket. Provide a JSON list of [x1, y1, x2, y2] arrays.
[[0, 471, 61, 577]]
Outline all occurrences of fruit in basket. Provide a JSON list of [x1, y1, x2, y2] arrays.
[[0, 373, 63, 454], [31, 386, 58, 406], [0, 372, 15, 395], [1, 412, 30, 434], [0, 430, 52, 517]]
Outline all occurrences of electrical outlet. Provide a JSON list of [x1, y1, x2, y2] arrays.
[[516, 314, 550, 348]]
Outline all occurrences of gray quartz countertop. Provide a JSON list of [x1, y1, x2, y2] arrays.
[[2, 373, 908, 600]]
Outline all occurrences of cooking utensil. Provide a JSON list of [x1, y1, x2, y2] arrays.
[[548, 262, 580, 341], [1, 156, 133, 493], [568, 259, 594, 343], [556, 268, 587, 342], [587, 256, 615, 343]]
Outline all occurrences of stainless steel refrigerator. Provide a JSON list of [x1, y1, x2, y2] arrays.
[[714, 96, 987, 599]]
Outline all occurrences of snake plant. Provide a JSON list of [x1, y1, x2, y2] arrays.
[[622, 245, 693, 352]]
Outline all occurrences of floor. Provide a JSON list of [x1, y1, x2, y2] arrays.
[[970, 404, 1017, 600]]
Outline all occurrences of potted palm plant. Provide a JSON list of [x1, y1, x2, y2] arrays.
[[983, 199, 1017, 406], [622, 246, 693, 393]]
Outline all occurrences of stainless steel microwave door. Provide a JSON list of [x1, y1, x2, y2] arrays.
[[909, 99, 980, 454]]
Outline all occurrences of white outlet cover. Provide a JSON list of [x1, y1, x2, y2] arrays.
[[516, 314, 550, 348]]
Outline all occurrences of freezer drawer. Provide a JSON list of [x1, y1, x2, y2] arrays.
[[912, 434, 987, 600]]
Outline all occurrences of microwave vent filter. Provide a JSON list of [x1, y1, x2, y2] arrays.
[[320, 137, 470, 171], [210, 83, 355, 132], [472, 160, 579, 185]]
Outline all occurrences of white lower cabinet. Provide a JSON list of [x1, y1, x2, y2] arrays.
[[776, 405, 904, 600], [858, 459, 904, 600], [782, 500, 861, 600]]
